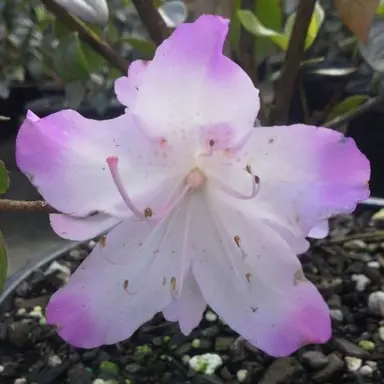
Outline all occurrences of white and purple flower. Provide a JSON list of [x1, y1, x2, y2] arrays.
[[16, 15, 370, 357]]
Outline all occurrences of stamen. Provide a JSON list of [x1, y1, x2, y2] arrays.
[[208, 170, 261, 200], [106, 156, 145, 219]]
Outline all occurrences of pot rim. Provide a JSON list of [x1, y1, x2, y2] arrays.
[[1, 197, 384, 305]]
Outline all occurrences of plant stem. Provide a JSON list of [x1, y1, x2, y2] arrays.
[[131, 0, 170, 46], [0, 199, 58, 213], [272, 0, 316, 125], [41, 0, 129, 73]]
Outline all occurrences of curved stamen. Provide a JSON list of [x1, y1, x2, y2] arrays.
[[207, 169, 260, 200], [106, 156, 146, 219]]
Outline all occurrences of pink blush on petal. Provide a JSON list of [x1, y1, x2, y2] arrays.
[[46, 290, 104, 349]]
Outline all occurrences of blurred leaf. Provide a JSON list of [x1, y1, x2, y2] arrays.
[[53, 34, 90, 81], [359, 18, 384, 72], [254, 0, 282, 63], [54, 0, 109, 25], [335, 0, 379, 44], [34, 5, 53, 30], [377, 0, 384, 15], [284, 2, 324, 49], [237, 10, 288, 50], [0, 116, 10, 121], [65, 82, 87, 108], [327, 95, 368, 121], [229, 0, 241, 54], [54, 19, 73, 38], [0, 83, 10, 100], [81, 42, 106, 72], [0, 160, 9, 194], [154, 0, 164, 8], [0, 232, 7, 292], [123, 37, 156, 58]]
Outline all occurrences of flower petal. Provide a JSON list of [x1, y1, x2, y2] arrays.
[[114, 60, 149, 109], [192, 193, 331, 357], [46, 196, 194, 348], [50, 213, 120, 240], [16, 110, 182, 217], [308, 220, 329, 239], [130, 15, 259, 147], [163, 272, 206, 335], [210, 124, 369, 242]]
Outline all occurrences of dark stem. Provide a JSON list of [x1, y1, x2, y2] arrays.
[[41, 0, 129, 73], [272, 0, 316, 125], [0, 199, 58, 213], [131, 0, 170, 46]]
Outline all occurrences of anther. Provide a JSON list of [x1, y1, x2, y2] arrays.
[[171, 277, 177, 291], [144, 208, 153, 218], [209, 139, 215, 147], [245, 164, 252, 174], [234, 235, 241, 247], [123, 280, 129, 290], [245, 272, 252, 283]]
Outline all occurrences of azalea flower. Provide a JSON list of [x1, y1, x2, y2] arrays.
[[16, 15, 370, 357]]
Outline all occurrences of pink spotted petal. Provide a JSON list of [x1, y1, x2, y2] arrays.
[[131, 15, 259, 147], [46, 197, 194, 348], [16, 110, 181, 217], [163, 273, 206, 335], [114, 60, 149, 109], [192, 193, 331, 357], [209, 124, 369, 244], [50, 213, 121, 240]]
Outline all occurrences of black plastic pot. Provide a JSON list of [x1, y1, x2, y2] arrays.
[[1, 198, 383, 310]]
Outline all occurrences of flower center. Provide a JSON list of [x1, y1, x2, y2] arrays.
[[187, 168, 206, 189]]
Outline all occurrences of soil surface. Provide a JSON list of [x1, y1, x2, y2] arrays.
[[1, 206, 384, 384]]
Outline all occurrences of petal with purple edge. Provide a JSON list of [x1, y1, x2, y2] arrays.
[[50, 213, 121, 241], [211, 124, 369, 241], [163, 272, 206, 335], [16, 110, 182, 217], [131, 15, 259, 147], [192, 193, 331, 357], [308, 220, 329, 239], [46, 196, 194, 348]]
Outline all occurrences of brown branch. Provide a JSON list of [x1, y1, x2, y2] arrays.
[[41, 0, 129, 74], [0, 199, 58, 213], [131, 0, 170, 46], [272, 0, 316, 125], [325, 94, 384, 131]]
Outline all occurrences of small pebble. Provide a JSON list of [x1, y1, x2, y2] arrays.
[[367, 261, 380, 269], [330, 309, 343, 322], [368, 291, 384, 317], [236, 369, 248, 382], [351, 274, 371, 292], [0, 365, 4, 373], [378, 326, 384, 342], [345, 356, 362, 372], [29, 306, 44, 319], [366, 360, 377, 369], [16, 308, 26, 316], [182, 355, 190, 365], [88, 240, 97, 249], [93, 380, 105, 384], [44, 261, 71, 276], [48, 355, 62, 367], [14, 379, 27, 384], [358, 340, 375, 351], [189, 353, 223, 375], [345, 239, 367, 250], [192, 339, 201, 348], [301, 350, 329, 369], [359, 365, 373, 376], [204, 310, 218, 322], [69, 249, 81, 260]]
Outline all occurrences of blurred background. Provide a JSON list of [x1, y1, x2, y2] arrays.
[[1, 0, 384, 275]]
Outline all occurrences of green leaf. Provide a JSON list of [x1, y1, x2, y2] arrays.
[[327, 95, 369, 121], [0, 161, 9, 194], [122, 37, 156, 58], [80, 42, 106, 72], [54, 20, 73, 39], [377, 0, 384, 15], [53, 34, 90, 82], [229, 0, 242, 54], [237, 9, 289, 50], [254, 0, 283, 63], [0, 232, 7, 292], [284, 2, 325, 50]]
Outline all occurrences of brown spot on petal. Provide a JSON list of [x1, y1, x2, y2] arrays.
[[209, 139, 215, 147], [245, 272, 252, 282], [123, 280, 129, 290], [254, 175, 260, 184], [99, 235, 107, 248], [294, 269, 307, 286], [245, 164, 252, 174], [162, 277, 167, 286], [234, 235, 241, 247], [250, 306, 258, 313], [268, 137, 275, 144], [295, 214, 301, 224], [144, 208, 153, 218], [171, 277, 176, 291]]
